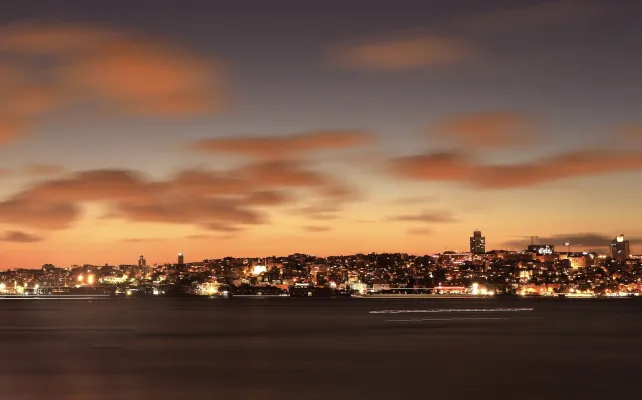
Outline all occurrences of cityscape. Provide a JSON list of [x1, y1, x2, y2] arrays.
[[3, 1, 642, 398], [2, 231, 639, 298]]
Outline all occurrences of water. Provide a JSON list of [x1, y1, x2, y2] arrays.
[[1, 298, 641, 399]]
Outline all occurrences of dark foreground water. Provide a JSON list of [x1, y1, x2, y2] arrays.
[[1, 297, 641, 400]]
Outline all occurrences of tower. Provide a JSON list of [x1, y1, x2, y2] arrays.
[[610, 235, 630, 263], [470, 230, 486, 254], [138, 255, 146, 267], [178, 253, 184, 265]]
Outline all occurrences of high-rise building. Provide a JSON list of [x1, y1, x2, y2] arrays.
[[178, 253, 184, 265], [610, 235, 630, 263], [138, 255, 146, 267], [470, 230, 486, 254]]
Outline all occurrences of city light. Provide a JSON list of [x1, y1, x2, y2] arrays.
[[251, 265, 267, 275], [0, 231, 638, 298]]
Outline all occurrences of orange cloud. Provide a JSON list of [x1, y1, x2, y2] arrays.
[[0, 21, 227, 144], [237, 160, 330, 188], [392, 152, 472, 182], [158, 169, 249, 197], [331, 34, 471, 71], [432, 110, 536, 147], [392, 149, 642, 189], [0, 161, 353, 231], [116, 198, 266, 226], [0, 65, 63, 145], [0, 198, 78, 229], [14, 170, 151, 203], [193, 130, 373, 158], [0, 22, 120, 53], [61, 40, 226, 116], [243, 191, 293, 206], [0, 120, 24, 145]]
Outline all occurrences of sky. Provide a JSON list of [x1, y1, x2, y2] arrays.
[[1, 0, 642, 268]]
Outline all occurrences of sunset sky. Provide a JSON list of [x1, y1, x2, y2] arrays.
[[1, 0, 642, 268]]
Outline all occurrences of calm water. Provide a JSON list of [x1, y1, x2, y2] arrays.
[[1, 297, 641, 399]]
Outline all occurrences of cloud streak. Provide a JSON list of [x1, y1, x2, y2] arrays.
[[388, 210, 457, 223], [330, 34, 471, 71], [192, 130, 373, 159], [430, 110, 536, 148], [392, 149, 642, 189], [0, 230, 44, 243]]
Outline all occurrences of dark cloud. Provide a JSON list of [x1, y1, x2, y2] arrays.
[[388, 210, 456, 223], [330, 34, 471, 71], [192, 130, 373, 159], [503, 233, 642, 249], [0, 230, 43, 243]]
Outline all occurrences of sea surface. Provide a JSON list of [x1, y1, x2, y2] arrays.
[[0, 297, 641, 400]]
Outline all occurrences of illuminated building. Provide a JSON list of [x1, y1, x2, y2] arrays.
[[178, 253, 184, 265], [138, 255, 146, 268], [610, 235, 630, 263], [469, 230, 486, 254], [527, 244, 554, 255]]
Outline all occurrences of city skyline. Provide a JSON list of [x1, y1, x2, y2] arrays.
[[2, 0, 642, 268], [2, 230, 636, 269]]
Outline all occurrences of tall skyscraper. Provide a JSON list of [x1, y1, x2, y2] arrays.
[[610, 235, 630, 263], [138, 255, 146, 267], [178, 253, 184, 265], [470, 230, 486, 254]]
